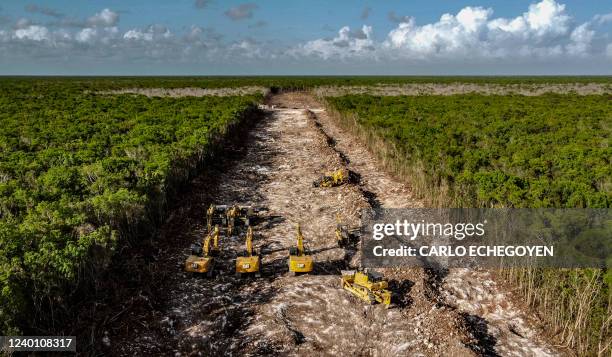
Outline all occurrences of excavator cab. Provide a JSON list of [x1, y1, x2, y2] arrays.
[[341, 269, 391, 307], [206, 204, 228, 232], [235, 226, 261, 278], [185, 227, 219, 277], [288, 224, 313, 275]]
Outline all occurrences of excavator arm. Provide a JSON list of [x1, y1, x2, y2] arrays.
[[202, 233, 212, 257], [212, 225, 220, 250], [206, 204, 214, 232], [296, 224, 305, 256], [245, 226, 253, 256]]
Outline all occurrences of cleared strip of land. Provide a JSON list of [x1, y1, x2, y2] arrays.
[[101, 86, 269, 97], [314, 82, 611, 96]]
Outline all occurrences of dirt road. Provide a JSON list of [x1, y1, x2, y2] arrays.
[[101, 92, 560, 356]]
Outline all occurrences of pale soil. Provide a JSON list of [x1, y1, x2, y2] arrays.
[[100, 92, 563, 356], [100, 86, 269, 97], [314, 82, 611, 96]]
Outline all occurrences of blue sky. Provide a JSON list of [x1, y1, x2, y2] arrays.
[[0, 0, 611, 74]]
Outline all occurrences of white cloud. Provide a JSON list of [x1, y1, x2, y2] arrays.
[[593, 13, 612, 24], [606, 43, 612, 58], [384, 0, 575, 59], [124, 29, 153, 41], [74, 27, 119, 44], [522, 0, 569, 35], [566, 23, 594, 56], [76, 28, 97, 43], [289, 0, 610, 67], [386, 6, 493, 58], [87, 8, 119, 27], [123, 25, 172, 42], [14, 25, 49, 41], [293, 25, 375, 60]]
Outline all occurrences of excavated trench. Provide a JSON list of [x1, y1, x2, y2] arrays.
[[85, 92, 561, 356]]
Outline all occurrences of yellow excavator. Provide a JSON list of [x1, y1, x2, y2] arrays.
[[184, 226, 221, 277], [226, 205, 240, 237], [288, 224, 313, 275], [313, 168, 355, 188], [207, 203, 256, 235], [206, 204, 228, 232], [341, 269, 392, 307], [235, 226, 261, 278]]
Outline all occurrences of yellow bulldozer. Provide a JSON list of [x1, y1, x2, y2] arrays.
[[235, 226, 261, 278], [184, 225, 221, 277], [341, 269, 392, 307], [313, 168, 357, 188], [288, 224, 313, 275]]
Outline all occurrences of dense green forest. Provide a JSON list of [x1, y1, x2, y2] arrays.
[[326, 94, 612, 208], [326, 93, 612, 354], [0, 81, 261, 334]]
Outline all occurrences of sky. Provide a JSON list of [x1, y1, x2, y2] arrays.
[[0, 0, 611, 75]]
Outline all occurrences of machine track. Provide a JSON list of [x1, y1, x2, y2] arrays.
[[98, 92, 561, 356]]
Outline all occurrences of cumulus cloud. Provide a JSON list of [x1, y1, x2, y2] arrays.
[[292, 25, 375, 60], [224, 3, 257, 21], [14, 25, 49, 41], [566, 23, 594, 57], [87, 8, 119, 27], [287, 0, 611, 68], [380, 0, 597, 60], [75, 27, 119, 43], [124, 25, 172, 42]]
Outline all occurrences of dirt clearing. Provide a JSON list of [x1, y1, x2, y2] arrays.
[[100, 86, 268, 97], [98, 92, 562, 356], [314, 82, 611, 96]]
